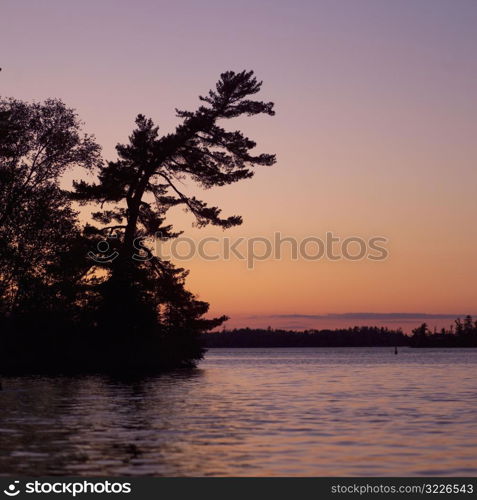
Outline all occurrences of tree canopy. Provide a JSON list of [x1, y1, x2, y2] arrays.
[[71, 70, 276, 349], [0, 98, 101, 317], [0, 70, 277, 372]]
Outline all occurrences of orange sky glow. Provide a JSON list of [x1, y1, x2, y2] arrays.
[[2, 0, 476, 332]]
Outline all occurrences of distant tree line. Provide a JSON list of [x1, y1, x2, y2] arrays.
[[202, 318, 477, 348], [410, 316, 477, 347], [201, 326, 409, 348]]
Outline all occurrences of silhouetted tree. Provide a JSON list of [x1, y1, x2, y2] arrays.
[[463, 315, 473, 336], [0, 73, 278, 372], [409, 317, 477, 347], [455, 317, 464, 337], [72, 71, 276, 352], [0, 98, 101, 316], [411, 323, 430, 347]]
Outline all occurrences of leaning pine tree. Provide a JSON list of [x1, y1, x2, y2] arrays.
[[73, 71, 276, 370]]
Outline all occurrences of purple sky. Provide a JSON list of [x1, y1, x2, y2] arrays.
[[2, 0, 477, 331]]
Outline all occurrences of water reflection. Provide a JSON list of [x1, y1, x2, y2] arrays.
[[1, 348, 476, 476]]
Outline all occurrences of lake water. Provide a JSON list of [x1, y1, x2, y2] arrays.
[[0, 347, 476, 476]]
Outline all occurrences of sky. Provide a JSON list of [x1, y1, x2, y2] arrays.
[[1, 0, 477, 331]]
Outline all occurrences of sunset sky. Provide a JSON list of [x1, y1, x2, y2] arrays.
[[2, 0, 477, 331]]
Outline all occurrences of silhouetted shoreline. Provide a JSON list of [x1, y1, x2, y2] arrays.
[[1, 320, 476, 375], [201, 320, 477, 348], [201, 326, 407, 348]]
